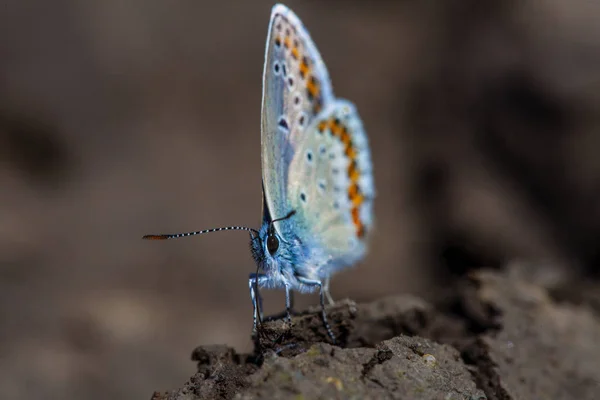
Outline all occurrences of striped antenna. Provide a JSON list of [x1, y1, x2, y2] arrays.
[[143, 225, 259, 240]]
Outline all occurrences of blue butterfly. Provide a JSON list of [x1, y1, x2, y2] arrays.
[[144, 4, 374, 343]]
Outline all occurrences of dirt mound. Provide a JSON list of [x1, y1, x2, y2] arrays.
[[151, 268, 600, 399]]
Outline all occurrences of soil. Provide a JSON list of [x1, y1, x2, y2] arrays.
[[150, 268, 600, 399]]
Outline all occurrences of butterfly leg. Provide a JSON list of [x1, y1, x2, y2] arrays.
[[289, 290, 295, 313], [262, 295, 298, 322], [323, 275, 335, 305], [249, 273, 270, 333], [284, 283, 292, 324], [297, 277, 336, 343]]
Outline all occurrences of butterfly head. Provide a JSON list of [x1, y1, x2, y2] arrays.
[[249, 210, 299, 273]]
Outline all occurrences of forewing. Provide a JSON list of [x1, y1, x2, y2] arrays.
[[287, 100, 375, 269], [261, 4, 334, 223]]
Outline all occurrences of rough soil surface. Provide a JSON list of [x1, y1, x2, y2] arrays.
[[151, 269, 600, 399]]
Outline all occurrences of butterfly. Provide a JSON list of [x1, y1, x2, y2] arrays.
[[143, 3, 374, 343]]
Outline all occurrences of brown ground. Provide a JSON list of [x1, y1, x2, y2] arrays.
[[152, 267, 600, 399], [2, 1, 600, 399]]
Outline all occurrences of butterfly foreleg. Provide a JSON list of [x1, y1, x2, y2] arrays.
[[296, 277, 336, 343], [249, 274, 297, 332], [249, 273, 270, 333]]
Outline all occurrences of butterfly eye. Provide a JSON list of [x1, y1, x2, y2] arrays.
[[267, 234, 279, 255]]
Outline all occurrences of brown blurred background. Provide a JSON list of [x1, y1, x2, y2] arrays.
[[2, 0, 600, 399]]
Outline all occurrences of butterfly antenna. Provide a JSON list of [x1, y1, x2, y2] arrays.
[[271, 210, 296, 224], [143, 226, 260, 240]]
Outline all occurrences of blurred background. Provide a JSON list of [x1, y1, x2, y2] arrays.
[[2, 0, 600, 398]]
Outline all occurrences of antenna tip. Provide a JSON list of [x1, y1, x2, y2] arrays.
[[143, 234, 169, 240]]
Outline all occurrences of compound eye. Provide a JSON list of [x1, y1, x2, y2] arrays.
[[267, 234, 279, 255]]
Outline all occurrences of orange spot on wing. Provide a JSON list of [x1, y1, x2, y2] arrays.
[[306, 79, 319, 99], [340, 131, 351, 147], [351, 208, 365, 237], [353, 194, 365, 207], [345, 146, 356, 159], [283, 37, 291, 49], [351, 208, 360, 225], [318, 120, 327, 133], [291, 47, 299, 59], [299, 60, 310, 78], [330, 119, 347, 137], [348, 183, 359, 198], [357, 223, 366, 237], [348, 161, 360, 182]]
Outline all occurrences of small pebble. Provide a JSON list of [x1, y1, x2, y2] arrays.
[[422, 353, 437, 367], [324, 376, 343, 391]]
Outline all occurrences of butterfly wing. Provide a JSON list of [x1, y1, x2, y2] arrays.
[[287, 99, 375, 273], [261, 4, 334, 223]]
